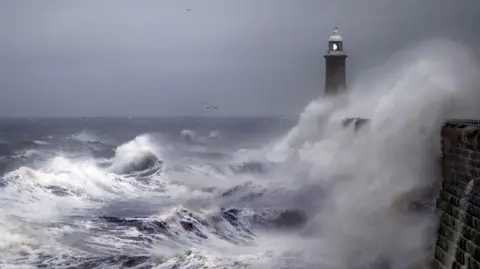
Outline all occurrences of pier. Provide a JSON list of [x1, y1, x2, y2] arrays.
[[432, 120, 480, 268]]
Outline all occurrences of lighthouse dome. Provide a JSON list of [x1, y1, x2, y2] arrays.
[[328, 27, 343, 42]]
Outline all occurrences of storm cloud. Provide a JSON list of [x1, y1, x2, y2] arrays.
[[0, 0, 478, 117]]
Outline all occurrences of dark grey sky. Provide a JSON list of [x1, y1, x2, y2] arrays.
[[0, 0, 478, 117]]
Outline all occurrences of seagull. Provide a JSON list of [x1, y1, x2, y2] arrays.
[[202, 102, 219, 110]]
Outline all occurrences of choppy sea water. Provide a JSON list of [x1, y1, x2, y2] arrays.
[[1, 40, 479, 269], [0, 117, 306, 268]]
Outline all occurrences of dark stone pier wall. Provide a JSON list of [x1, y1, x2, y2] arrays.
[[433, 120, 480, 269]]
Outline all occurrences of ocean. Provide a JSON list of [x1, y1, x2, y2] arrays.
[[1, 117, 317, 269], [1, 40, 478, 269], [0, 111, 446, 269]]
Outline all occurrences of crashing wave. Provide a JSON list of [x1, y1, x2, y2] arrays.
[[110, 150, 161, 175], [109, 134, 164, 175]]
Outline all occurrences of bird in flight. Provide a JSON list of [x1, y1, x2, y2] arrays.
[[202, 102, 219, 110], [186, 8, 191, 11]]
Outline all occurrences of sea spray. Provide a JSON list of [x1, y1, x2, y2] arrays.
[[267, 39, 479, 269]]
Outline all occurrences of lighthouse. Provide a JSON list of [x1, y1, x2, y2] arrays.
[[324, 27, 347, 96], [323, 27, 368, 130]]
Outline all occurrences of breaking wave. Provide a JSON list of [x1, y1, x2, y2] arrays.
[[0, 39, 478, 268]]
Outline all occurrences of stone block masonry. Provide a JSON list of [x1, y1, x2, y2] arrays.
[[433, 119, 480, 269]]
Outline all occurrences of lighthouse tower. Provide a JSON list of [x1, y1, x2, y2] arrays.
[[323, 27, 367, 130], [324, 27, 347, 96]]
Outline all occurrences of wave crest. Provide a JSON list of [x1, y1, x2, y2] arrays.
[[109, 134, 164, 175]]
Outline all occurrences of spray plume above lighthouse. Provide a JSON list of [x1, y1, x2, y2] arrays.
[[324, 27, 347, 96]]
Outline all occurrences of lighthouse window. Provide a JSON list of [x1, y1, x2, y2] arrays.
[[330, 42, 342, 52]]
